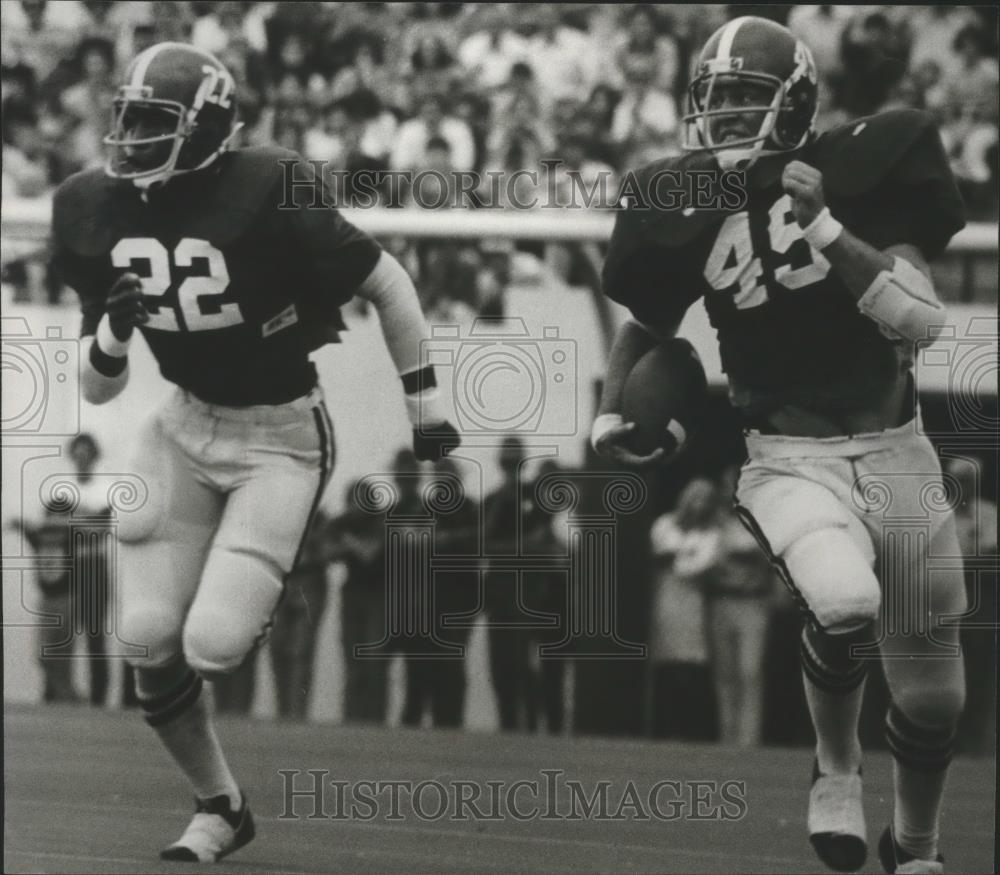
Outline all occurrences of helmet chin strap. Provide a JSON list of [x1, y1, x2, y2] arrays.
[[127, 122, 243, 190], [715, 139, 766, 171]]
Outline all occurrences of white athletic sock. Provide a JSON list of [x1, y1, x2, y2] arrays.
[[803, 670, 865, 775], [155, 692, 241, 809], [138, 665, 241, 810]]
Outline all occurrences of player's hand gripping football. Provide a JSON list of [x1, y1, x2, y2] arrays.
[[781, 160, 826, 228], [106, 272, 149, 341], [592, 418, 666, 469]]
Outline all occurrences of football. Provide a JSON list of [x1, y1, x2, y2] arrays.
[[621, 338, 709, 458]]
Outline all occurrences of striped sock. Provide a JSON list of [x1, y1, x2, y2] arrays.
[[886, 704, 955, 861], [137, 662, 240, 809], [801, 624, 872, 775]]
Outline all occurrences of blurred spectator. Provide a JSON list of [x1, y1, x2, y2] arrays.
[[390, 92, 475, 172], [913, 59, 950, 116], [474, 239, 511, 318], [519, 6, 593, 106], [14, 433, 116, 706], [944, 24, 1000, 120], [404, 455, 479, 728], [452, 89, 491, 171], [1, 98, 48, 197], [944, 458, 997, 756], [645, 478, 719, 741], [523, 457, 570, 734], [417, 241, 480, 324], [327, 29, 402, 111], [458, 5, 529, 91], [787, 5, 854, 82], [490, 61, 552, 147], [268, 508, 334, 720], [482, 437, 553, 732], [333, 478, 390, 724], [706, 466, 775, 747], [611, 53, 679, 168], [1, 0, 91, 82], [908, 6, 981, 84], [192, 0, 270, 56], [60, 36, 117, 172], [303, 98, 353, 166], [405, 30, 461, 101], [212, 655, 257, 714], [19, 506, 81, 703], [836, 10, 910, 118], [613, 5, 680, 96], [940, 32, 1000, 222]]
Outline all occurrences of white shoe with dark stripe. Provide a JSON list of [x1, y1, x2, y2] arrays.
[[809, 760, 867, 872], [161, 792, 255, 863]]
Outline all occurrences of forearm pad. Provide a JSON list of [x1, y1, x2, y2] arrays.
[[355, 250, 446, 426], [356, 250, 430, 375], [82, 331, 129, 404], [857, 256, 947, 342]]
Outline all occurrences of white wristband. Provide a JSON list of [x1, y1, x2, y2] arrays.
[[801, 207, 843, 251], [405, 387, 447, 429], [590, 413, 623, 452], [95, 313, 131, 358]]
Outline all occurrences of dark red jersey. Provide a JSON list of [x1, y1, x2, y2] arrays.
[[603, 109, 966, 418], [53, 147, 382, 405]]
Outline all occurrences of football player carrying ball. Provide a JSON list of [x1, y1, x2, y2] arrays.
[[592, 17, 966, 875]]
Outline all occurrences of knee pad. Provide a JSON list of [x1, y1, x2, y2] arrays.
[[886, 699, 962, 773], [121, 605, 183, 669], [135, 658, 203, 727], [891, 683, 966, 735], [784, 528, 881, 630], [183, 609, 268, 680], [183, 547, 284, 678], [801, 622, 876, 694]]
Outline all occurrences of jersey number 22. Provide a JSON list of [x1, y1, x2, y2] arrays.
[[111, 237, 243, 331]]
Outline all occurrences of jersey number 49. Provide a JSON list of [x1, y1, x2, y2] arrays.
[[704, 193, 831, 309]]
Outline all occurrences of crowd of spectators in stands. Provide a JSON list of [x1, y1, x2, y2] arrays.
[[2, 3, 998, 310], [2, 2, 997, 210]]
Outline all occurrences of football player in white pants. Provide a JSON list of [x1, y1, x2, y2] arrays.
[[593, 17, 968, 875], [54, 42, 458, 862]]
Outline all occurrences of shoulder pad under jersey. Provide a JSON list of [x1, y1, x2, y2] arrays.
[[612, 151, 734, 253], [177, 146, 301, 245], [812, 109, 951, 198], [52, 168, 139, 256]]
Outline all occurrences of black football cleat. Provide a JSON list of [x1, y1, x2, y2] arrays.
[[878, 825, 945, 874], [808, 759, 867, 872], [160, 791, 255, 863]]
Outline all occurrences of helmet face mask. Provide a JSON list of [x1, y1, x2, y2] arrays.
[[103, 42, 243, 188], [681, 18, 819, 172], [106, 97, 187, 178]]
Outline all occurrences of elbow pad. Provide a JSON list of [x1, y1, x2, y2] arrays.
[[857, 256, 947, 343]]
